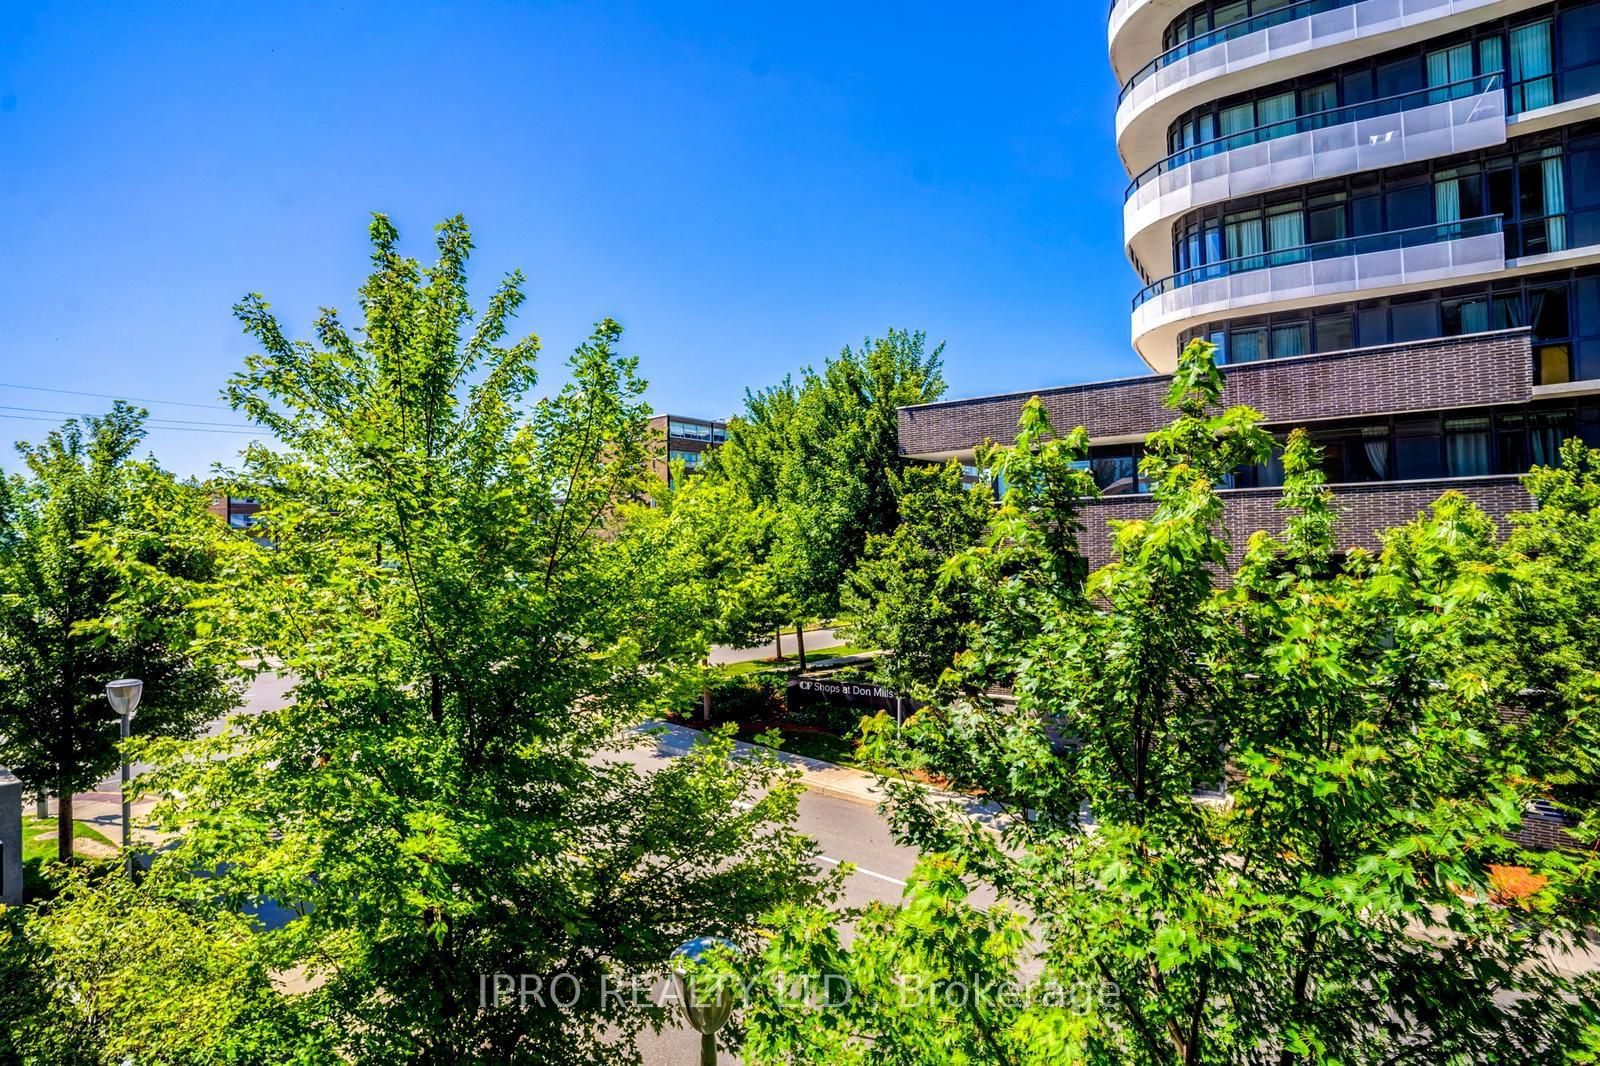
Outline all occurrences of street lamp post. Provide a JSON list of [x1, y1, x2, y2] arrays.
[[670, 937, 741, 1066], [104, 679, 143, 877]]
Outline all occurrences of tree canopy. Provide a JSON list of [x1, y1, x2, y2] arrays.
[[748, 340, 1600, 1064], [0, 406, 236, 859]]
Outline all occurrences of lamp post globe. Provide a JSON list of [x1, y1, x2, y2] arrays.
[[670, 936, 741, 1065], [105, 679, 143, 718], [105, 678, 143, 876]]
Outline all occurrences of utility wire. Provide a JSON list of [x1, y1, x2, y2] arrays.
[[0, 404, 256, 430], [0, 412, 264, 435], [0, 381, 234, 411]]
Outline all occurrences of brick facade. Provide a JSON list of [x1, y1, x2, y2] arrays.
[[898, 329, 1535, 457], [1076, 476, 1532, 573]]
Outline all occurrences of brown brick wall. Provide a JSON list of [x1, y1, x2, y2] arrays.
[[898, 330, 1535, 457], [1076, 476, 1532, 574]]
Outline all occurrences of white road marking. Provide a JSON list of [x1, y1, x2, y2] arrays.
[[815, 855, 907, 887]]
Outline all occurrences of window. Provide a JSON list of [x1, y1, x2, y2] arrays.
[[1561, 1, 1600, 100], [1391, 299, 1440, 342], [1498, 414, 1530, 474], [1530, 410, 1575, 466], [1569, 134, 1600, 246], [1427, 43, 1473, 100], [1308, 194, 1348, 244], [1510, 20, 1556, 111], [1377, 56, 1425, 99], [1314, 314, 1354, 353], [1395, 418, 1445, 479], [1443, 295, 1491, 335], [1356, 305, 1389, 347], [229, 513, 258, 530], [1229, 326, 1268, 363], [1519, 146, 1568, 254], [1581, 405, 1600, 447], [1089, 452, 1141, 496], [1265, 203, 1304, 252], [1225, 209, 1265, 260], [1386, 179, 1434, 230], [668, 448, 703, 466], [1445, 417, 1492, 477], [1300, 82, 1337, 119], [1271, 322, 1310, 358]]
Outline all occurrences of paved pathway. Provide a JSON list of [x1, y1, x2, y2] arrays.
[[708, 627, 844, 666]]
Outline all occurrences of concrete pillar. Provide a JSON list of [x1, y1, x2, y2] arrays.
[[0, 767, 22, 905]]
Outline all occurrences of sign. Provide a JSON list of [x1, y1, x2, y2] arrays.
[[786, 677, 910, 715]]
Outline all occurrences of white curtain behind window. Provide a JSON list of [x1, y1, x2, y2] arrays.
[[1363, 428, 1390, 479], [1511, 21, 1556, 110], [1543, 155, 1568, 251], [1446, 420, 1492, 476], [1435, 177, 1462, 223]]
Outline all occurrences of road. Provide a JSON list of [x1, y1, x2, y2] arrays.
[[708, 627, 844, 666]]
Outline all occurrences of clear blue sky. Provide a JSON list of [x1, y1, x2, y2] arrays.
[[0, 0, 1140, 476]]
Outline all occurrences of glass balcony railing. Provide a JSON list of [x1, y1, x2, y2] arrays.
[[1126, 74, 1502, 202], [1118, 0, 1363, 105], [1132, 215, 1504, 311]]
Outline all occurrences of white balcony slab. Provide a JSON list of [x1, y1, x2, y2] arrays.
[[1124, 85, 1506, 257], [1116, 0, 1507, 144], [1131, 229, 1507, 356]]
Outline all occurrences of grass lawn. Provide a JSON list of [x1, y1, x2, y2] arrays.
[[769, 730, 859, 765], [20, 815, 117, 898]]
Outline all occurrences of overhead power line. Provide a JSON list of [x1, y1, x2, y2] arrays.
[[0, 412, 264, 435], [0, 381, 234, 411], [0, 404, 256, 430]]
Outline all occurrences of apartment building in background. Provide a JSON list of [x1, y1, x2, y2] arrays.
[[648, 414, 729, 487], [208, 495, 263, 531], [901, 0, 1600, 571]]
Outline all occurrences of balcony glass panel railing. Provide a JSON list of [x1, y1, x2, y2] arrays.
[[1132, 216, 1504, 311], [1127, 74, 1502, 202], [1118, 0, 1361, 104]]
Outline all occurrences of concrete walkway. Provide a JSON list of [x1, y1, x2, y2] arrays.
[[708, 627, 844, 666]]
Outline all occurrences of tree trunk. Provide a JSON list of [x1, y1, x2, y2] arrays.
[[701, 687, 713, 725], [35, 791, 47, 819], [795, 624, 807, 671], [774, 628, 784, 661], [57, 789, 74, 864]]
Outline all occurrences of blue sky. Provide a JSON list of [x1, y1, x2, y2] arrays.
[[0, 0, 1138, 475]]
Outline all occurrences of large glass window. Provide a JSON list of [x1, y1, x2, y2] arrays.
[[1562, 1, 1600, 100], [1395, 418, 1445, 480], [1314, 313, 1354, 353], [1391, 299, 1440, 342], [1510, 20, 1556, 111], [1445, 416, 1493, 477]]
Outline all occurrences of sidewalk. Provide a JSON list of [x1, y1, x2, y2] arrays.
[[638, 721, 1008, 827]]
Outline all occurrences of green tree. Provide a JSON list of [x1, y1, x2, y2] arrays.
[[621, 471, 789, 718], [1497, 438, 1600, 822], [840, 461, 990, 695], [0, 872, 333, 1065], [135, 215, 821, 1062], [711, 329, 946, 665], [0, 407, 236, 861], [750, 340, 1600, 1063]]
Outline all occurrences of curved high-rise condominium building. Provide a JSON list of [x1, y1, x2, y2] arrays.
[[1114, 0, 1600, 379], [899, 0, 1600, 582]]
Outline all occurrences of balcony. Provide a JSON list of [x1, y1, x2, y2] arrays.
[[1118, 0, 1367, 107], [1123, 75, 1506, 267], [1114, 0, 1513, 170], [1131, 216, 1507, 365]]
